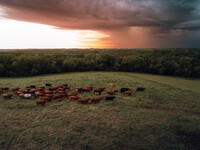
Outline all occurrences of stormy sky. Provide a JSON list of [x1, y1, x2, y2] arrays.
[[0, 0, 200, 48]]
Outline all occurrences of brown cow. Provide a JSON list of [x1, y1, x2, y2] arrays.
[[109, 83, 116, 87], [16, 91, 23, 95], [54, 95, 62, 99], [11, 88, 20, 91], [68, 92, 78, 96], [49, 86, 59, 91], [19, 93, 25, 98], [60, 93, 68, 97], [124, 91, 133, 95], [98, 87, 106, 90], [2, 94, 13, 99], [43, 97, 52, 101], [56, 98, 63, 102], [35, 92, 44, 97], [77, 98, 90, 104], [44, 90, 53, 94], [36, 100, 47, 106], [91, 96, 104, 103], [107, 91, 115, 95], [83, 87, 93, 92], [69, 96, 80, 100], [45, 94, 53, 97], [37, 87, 44, 91], [29, 89, 37, 93], [52, 90, 58, 94]]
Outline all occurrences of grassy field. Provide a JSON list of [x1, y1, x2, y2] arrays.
[[0, 72, 200, 150]]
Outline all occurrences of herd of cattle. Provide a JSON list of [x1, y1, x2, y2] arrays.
[[0, 83, 145, 106]]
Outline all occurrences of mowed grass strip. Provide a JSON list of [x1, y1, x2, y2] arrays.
[[0, 72, 200, 150]]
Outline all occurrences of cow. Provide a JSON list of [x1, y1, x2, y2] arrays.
[[136, 88, 145, 92], [37, 87, 45, 91], [44, 90, 53, 94], [24, 93, 33, 99], [120, 88, 129, 93], [19, 93, 32, 99], [30, 85, 36, 89], [11, 88, 20, 91], [71, 92, 78, 96], [75, 87, 84, 93], [58, 91, 66, 94], [64, 87, 70, 90], [77, 98, 90, 104], [45, 94, 53, 97], [91, 96, 104, 103], [56, 98, 63, 102], [107, 91, 115, 95], [105, 96, 116, 101], [2, 94, 13, 99], [54, 95, 62, 99], [83, 87, 93, 92], [98, 87, 106, 91], [49, 86, 59, 91], [124, 91, 133, 95], [16, 91, 23, 95], [26, 87, 31, 91], [45, 83, 51, 87], [29, 89, 37, 93], [94, 90, 102, 95], [43, 97, 52, 101], [67, 92, 77, 97], [35, 92, 44, 97], [19, 94, 25, 98], [52, 90, 58, 94], [0, 87, 9, 90], [109, 83, 116, 87], [62, 83, 68, 86], [36, 100, 47, 106], [60, 93, 68, 97], [69, 96, 80, 100]]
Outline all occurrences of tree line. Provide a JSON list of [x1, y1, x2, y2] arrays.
[[0, 49, 200, 78]]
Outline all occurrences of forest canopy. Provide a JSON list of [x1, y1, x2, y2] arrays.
[[0, 49, 200, 78]]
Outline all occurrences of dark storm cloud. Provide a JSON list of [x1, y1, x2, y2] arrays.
[[0, 0, 199, 31], [0, 0, 200, 48]]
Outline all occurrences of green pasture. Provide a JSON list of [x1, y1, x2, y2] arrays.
[[0, 72, 200, 150]]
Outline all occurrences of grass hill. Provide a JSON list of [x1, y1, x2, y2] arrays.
[[0, 72, 200, 150]]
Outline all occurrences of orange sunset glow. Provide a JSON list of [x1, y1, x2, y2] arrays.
[[0, 18, 115, 49]]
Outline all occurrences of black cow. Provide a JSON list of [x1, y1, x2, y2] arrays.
[[30, 85, 36, 89], [136, 87, 145, 92], [105, 96, 116, 101], [46, 84, 52, 87], [120, 88, 129, 93]]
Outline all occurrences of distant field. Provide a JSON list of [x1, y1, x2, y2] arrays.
[[0, 72, 200, 150]]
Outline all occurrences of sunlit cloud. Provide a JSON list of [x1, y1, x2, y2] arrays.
[[0, 18, 113, 49]]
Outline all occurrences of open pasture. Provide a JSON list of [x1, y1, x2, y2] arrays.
[[0, 72, 200, 150]]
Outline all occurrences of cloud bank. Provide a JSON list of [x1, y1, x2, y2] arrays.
[[0, 0, 200, 48]]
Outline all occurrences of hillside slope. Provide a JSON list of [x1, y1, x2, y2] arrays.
[[0, 72, 200, 150]]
